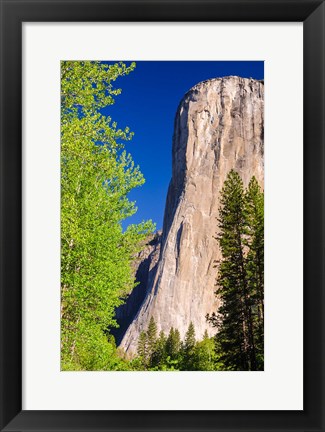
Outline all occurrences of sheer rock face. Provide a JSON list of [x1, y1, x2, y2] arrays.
[[112, 232, 161, 345], [120, 76, 264, 353]]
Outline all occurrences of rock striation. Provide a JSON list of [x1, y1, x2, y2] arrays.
[[120, 76, 264, 353]]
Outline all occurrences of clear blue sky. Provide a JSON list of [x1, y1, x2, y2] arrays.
[[102, 61, 264, 231]]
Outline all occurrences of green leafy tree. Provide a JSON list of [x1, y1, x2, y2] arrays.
[[192, 337, 216, 371], [61, 61, 155, 370], [160, 357, 180, 371]]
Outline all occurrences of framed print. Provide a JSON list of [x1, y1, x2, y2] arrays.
[[0, 0, 324, 431]]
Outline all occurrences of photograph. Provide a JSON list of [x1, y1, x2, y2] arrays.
[[1, 0, 324, 428], [61, 60, 264, 372]]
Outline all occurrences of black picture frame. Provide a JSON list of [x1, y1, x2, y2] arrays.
[[1, 0, 324, 431]]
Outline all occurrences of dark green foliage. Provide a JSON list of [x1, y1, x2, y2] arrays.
[[147, 316, 158, 358], [151, 331, 167, 367], [139, 325, 182, 371], [166, 327, 182, 360], [137, 330, 149, 367], [135, 323, 218, 371], [207, 170, 264, 371], [181, 322, 196, 370], [184, 322, 196, 351], [245, 177, 264, 369], [137, 317, 159, 368], [210, 170, 253, 370]]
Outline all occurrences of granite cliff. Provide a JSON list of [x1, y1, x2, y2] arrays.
[[119, 76, 264, 353]]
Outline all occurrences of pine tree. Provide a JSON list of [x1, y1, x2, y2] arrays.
[[207, 170, 257, 371], [184, 322, 196, 352], [245, 177, 264, 369], [137, 330, 148, 368], [146, 316, 158, 365], [174, 329, 181, 352], [182, 322, 196, 370], [151, 330, 167, 368], [166, 327, 181, 360]]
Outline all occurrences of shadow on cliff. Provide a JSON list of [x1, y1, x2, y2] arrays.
[[110, 233, 161, 346]]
